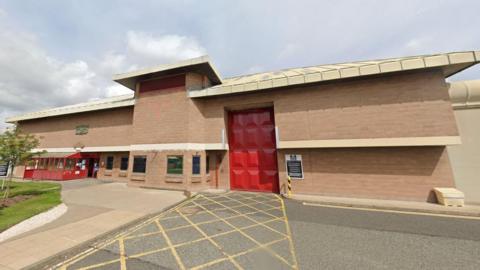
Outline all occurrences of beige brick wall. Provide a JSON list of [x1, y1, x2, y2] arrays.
[[20, 69, 457, 148], [197, 69, 458, 143], [127, 150, 211, 191], [18, 107, 133, 148], [132, 87, 190, 144], [13, 69, 458, 201], [277, 146, 455, 202], [97, 152, 130, 181]]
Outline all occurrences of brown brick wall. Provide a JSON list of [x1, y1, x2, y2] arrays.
[[277, 146, 455, 202], [18, 107, 133, 148]]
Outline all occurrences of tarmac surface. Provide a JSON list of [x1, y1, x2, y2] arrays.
[[52, 192, 298, 270], [40, 191, 480, 270], [285, 200, 480, 270]]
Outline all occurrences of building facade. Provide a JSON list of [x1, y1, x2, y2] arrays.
[[6, 51, 480, 202], [447, 80, 480, 204]]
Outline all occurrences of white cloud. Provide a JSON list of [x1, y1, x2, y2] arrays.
[[0, 8, 209, 130], [104, 84, 131, 97], [126, 31, 206, 64], [0, 12, 104, 130]]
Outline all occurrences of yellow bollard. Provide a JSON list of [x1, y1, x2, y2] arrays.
[[287, 175, 292, 198]]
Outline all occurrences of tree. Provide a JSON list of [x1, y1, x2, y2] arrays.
[[0, 126, 42, 203]]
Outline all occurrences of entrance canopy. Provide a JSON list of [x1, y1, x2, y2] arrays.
[[33, 152, 81, 159], [32, 152, 99, 159]]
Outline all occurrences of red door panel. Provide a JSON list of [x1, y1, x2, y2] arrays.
[[228, 108, 279, 193]]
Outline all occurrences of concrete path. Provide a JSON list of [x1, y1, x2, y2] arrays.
[[46, 192, 298, 270], [0, 179, 185, 270]]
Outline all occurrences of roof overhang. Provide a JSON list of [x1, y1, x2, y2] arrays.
[[32, 152, 79, 158], [113, 55, 223, 90], [189, 50, 480, 98], [6, 94, 134, 123]]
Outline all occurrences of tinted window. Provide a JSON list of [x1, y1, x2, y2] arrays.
[[167, 156, 183, 174], [192, 156, 200, 175], [120, 157, 129, 171], [133, 156, 147, 173], [106, 156, 114, 170]]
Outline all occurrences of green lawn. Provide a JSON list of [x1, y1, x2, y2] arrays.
[[0, 181, 62, 232]]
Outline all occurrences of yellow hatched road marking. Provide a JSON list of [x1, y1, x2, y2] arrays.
[[125, 215, 284, 260], [177, 207, 244, 270], [194, 197, 294, 268], [155, 219, 186, 270], [58, 198, 195, 268], [201, 195, 288, 237], [118, 237, 127, 270], [279, 195, 299, 269], [192, 237, 288, 270], [123, 205, 282, 241], [56, 193, 299, 270], [227, 196, 282, 217]]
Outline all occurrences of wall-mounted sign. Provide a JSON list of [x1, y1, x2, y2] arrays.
[[0, 162, 9, 177], [285, 154, 303, 179], [75, 125, 89, 135]]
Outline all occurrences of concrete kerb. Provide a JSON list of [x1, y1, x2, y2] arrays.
[[284, 194, 480, 219], [26, 194, 193, 270]]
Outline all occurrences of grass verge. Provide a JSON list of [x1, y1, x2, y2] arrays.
[[0, 181, 62, 232]]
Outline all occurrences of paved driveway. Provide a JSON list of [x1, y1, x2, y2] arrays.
[[0, 179, 185, 270], [55, 192, 298, 270]]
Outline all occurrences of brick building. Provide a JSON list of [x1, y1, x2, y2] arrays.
[[6, 51, 480, 202]]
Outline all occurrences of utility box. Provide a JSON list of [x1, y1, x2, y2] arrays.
[[434, 188, 465, 207]]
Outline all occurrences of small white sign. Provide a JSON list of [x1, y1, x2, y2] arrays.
[[75, 171, 80, 175], [285, 154, 304, 179]]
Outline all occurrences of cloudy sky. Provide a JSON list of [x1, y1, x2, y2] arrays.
[[0, 0, 479, 129]]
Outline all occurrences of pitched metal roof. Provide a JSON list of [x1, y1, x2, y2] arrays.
[[6, 94, 134, 123], [189, 51, 480, 97], [113, 55, 222, 90]]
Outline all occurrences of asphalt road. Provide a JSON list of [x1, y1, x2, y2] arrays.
[[38, 192, 480, 270], [48, 192, 297, 270], [285, 200, 480, 270]]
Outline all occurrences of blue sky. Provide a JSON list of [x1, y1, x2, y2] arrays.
[[0, 0, 479, 129]]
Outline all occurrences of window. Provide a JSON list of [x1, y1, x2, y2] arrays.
[[53, 159, 61, 171], [25, 160, 35, 170], [38, 159, 47, 170], [75, 125, 89, 135], [57, 159, 64, 170], [192, 156, 200, 175], [206, 155, 210, 175], [65, 159, 75, 170], [106, 156, 114, 170], [120, 157, 129, 171], [167, 156, 183, 175], [133, 156, 146, 173]]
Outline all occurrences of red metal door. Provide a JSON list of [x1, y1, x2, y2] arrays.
[[228, 108, 279, 193]]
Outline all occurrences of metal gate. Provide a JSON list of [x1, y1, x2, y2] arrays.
[[228, 108, 279, 193]]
